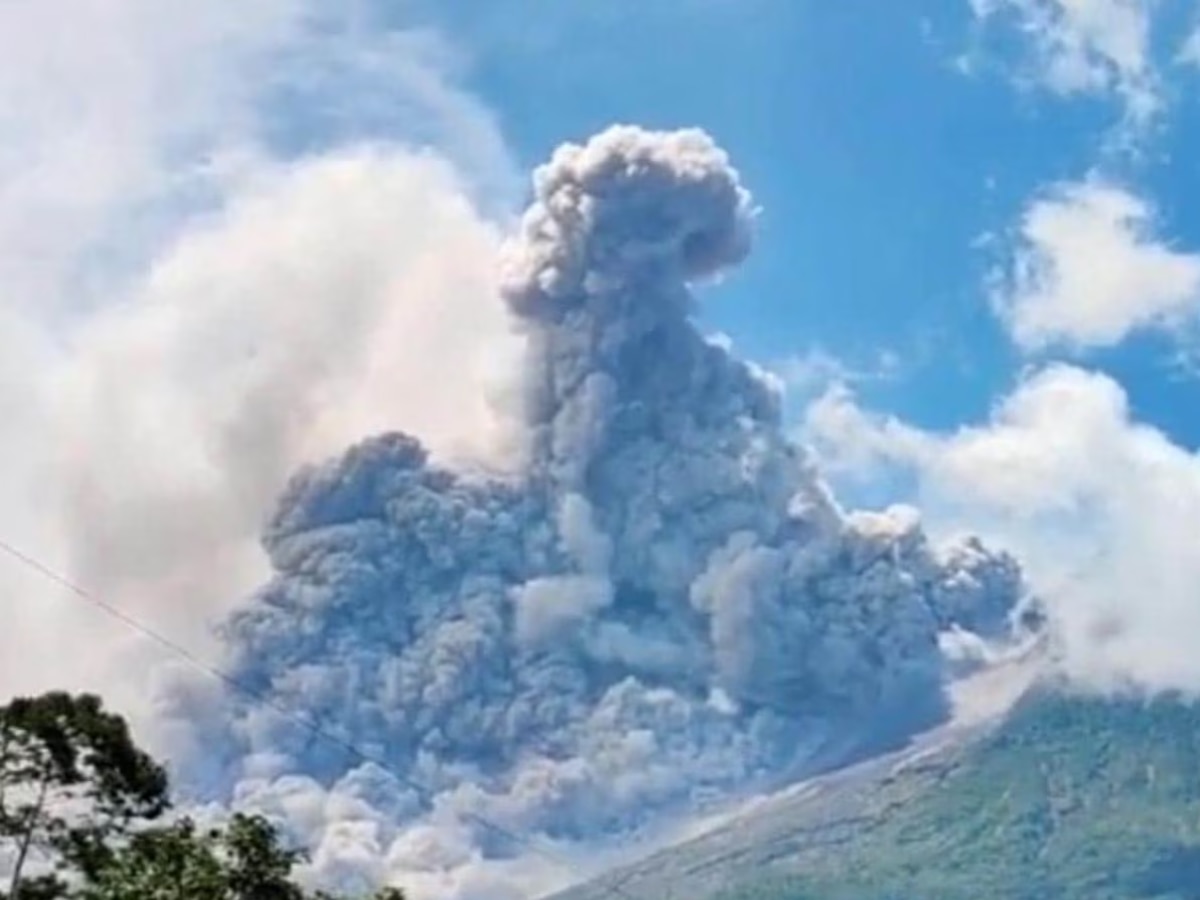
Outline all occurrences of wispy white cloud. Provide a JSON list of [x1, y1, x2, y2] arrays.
[[804, 363, 1200, 695], [969, 0, 1161, 123], [988, 179, 1200, 351], [1172, 5, 1200, 68], [773, 346, 904, 397]]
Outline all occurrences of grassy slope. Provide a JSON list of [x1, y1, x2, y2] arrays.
[[721, 693, 1200, 900]]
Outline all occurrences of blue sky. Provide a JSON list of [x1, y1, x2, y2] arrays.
[[388, 0, 1200, 448]]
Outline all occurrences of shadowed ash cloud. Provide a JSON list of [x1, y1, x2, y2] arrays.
[[186, 126, 1031, 898]]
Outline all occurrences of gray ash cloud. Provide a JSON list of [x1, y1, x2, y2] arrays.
[[194, 125, 1030, 897]]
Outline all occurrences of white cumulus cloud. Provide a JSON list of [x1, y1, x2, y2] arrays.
[[805, 362, 1200, 695], [989, 179, 1200, 351]]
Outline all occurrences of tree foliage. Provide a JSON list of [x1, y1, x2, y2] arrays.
[[0, 692, 169, 896], [78, 814, 404, 900], [0, 693, 404, 900]]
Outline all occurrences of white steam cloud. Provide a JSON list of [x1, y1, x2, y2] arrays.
[[806, 363, 1200, 696], [991, 179, 1200, 351], [174, 126, 1035, 898], [0, 0, 518, 752]]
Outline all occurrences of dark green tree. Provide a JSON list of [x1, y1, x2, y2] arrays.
[[81, 813, 405, 900], [76, 818, 226, 900], [0, 692, 169, 897], [220, 814, 307, 900], [0, 691, 406, 900]]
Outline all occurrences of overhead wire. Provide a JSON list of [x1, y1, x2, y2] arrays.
[[0, 536, 652, 900]]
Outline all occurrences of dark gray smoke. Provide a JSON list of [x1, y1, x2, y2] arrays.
[[190, 126, 1028, 898]]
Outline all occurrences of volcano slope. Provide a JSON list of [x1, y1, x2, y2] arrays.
[[556, 683, 1200, 900]]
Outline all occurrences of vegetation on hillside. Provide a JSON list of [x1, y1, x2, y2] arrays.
[[719, 692, 1200, 900]]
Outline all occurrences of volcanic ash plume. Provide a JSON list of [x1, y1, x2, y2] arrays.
[[206, 126, 1030, 896]]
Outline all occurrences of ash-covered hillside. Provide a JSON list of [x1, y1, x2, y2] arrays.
[[190, 126, 1034, 898]]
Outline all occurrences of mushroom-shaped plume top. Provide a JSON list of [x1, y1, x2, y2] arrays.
[[501, 125, 754, 321]]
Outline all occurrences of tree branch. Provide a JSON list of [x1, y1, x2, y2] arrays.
[[8, 771, 49, 899]]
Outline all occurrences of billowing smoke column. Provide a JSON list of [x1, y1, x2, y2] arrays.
[[211, 126, 1029, 896]]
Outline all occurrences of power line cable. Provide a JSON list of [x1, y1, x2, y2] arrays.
[[0, 536, 647, 900]]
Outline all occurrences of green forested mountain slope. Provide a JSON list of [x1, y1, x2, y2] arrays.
[[722, 692, 1200, 900], [557, 691, 1200, 900]]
